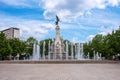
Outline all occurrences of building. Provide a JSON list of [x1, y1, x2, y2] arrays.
[[0, 27, 20, 39]]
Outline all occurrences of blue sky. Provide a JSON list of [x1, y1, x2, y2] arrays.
[[0, 0, 120, 42]]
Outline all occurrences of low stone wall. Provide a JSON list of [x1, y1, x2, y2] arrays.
[[0, 60, 118, 64]]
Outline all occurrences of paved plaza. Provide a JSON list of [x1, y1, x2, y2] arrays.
[[0, 64, 120, 80]]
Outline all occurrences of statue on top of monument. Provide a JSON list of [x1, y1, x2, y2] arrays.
[[55, 15, 60, 26]]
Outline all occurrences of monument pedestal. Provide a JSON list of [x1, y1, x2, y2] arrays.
[[49, 25, 66, 60], [50, 52, 66, 60]]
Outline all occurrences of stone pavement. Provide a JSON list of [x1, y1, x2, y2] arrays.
[[0, 64, 120, 80]]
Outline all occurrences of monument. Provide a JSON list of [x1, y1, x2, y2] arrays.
[[49, 15, 66, 60], [32, 15, 87, 61]]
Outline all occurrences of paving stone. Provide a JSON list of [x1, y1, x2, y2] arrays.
[[0, 64, 120, 80]]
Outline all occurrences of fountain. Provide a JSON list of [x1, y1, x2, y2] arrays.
[[31, 16, 92, 61], [93, 51, 96, 60], [32, 43, 40, 60], [76, 43, 84, 60], [99, 53, 102, 60], [66, 41, 68, 60], [71, 43, 74, 59], [96, 52, 99, 60], [43, 41, 45, 60], [75, 44, 77, 59], [48, 40, 51, 60], [60, 44, 62, 60], [54, 42, 56, 60], [87, 52, 90, 59], [77, 43, 80, 60], [80, 43, 84, 59]]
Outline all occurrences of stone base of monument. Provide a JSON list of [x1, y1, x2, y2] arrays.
[[50, 52, 66, 60], [0, 60, 118, 64]]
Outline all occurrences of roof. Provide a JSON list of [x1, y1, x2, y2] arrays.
[[1, 27, 19, 32]]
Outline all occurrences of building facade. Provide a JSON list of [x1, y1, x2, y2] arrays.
[[1, 27, 20, 39]]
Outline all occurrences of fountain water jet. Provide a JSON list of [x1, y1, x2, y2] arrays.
[[66, 41, 68, 60], [43, 41, 45, 60], [32, 43, 40, 60], [71, 43, 74, 59], [48, 41, 51, 60]]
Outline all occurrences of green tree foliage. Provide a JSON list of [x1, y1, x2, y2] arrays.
[[83, 41, 93, 58], [0, 32, 26, 60], [83, 27, 120, 59], [0, 32, 12, 58], [40, 38, 52, 57], [9, 38, 26, 57], [26, 37, 37, 55]]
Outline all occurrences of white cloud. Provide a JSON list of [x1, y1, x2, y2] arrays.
[[0, 0, 120, 42], [40, 0, 120, 21], [71, 37, 79, 43], [107, 0, 120, 6], [0, 0, 39, 8], [0, 15, 54, 40], [85, 25, 119, 42], [98, 25, 119, 35], [87, 35, 95, 41]]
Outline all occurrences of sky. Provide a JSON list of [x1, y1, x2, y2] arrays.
[[0, 0, 120, 43]]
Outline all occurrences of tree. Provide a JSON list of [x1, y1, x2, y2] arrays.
[[83, 26, 120, 59], [83, 41, 94, 58], [26, 37, 37, 55], [40, 38, 52, 57], [0, 32, 6, 57], [7, 38, 26, 60], [26, 37, 37, 45], [0, 32, 12, 60]]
